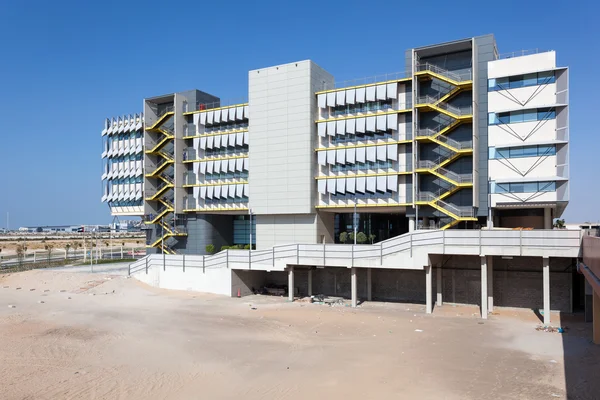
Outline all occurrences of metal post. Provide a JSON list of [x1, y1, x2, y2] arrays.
[[202, 255, 205, 273], [248, 208, 252, 250], [162, 217, 165, 270], [226, 249, 229, 268], [272, 246, 275, 267], [380, 242, 383, 265], [323, 242, 326, 265], [145, 256, 148, 274], [353, 202, 357, 245], [351, 244, 354, 267]]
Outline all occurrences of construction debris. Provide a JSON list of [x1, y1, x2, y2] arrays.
[[535, 325, 567, 333]]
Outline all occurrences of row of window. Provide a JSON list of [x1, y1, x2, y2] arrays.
[[329, 190, 396, 200], [203, 197, 249, 205], [488, 107, 556, 125], [108, 177, 143, 185], [106, 131, 143, 144], [203, 145, 249, 156], [330, 160, 394, 172], [490, 145, 556, 159], [202, 121, 248, 133], [488, 71, 555, 92], [329, 130, 396, 144], [329, 100, 393, 117], [108, 200, 143, 207], [107, 154, 143, 164], [201, 171, 249, 181], [492, 181, 556, 194]]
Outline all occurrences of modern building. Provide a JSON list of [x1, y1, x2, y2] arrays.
[[101, 113, 144, 216], [108, 34, 583, 325]]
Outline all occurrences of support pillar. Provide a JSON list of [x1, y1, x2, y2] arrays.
[[288, 266, 294, 302], [351, 267, 357, 308], [481, 256, 488, 319], [307, 269, 313, 297], [543, 257, 550, 325], [425, 264, 432, 314], [367, 268, 372, 301], [594, 291, 600, 345], [436, 264, 442, 307], [544, 208, 552, 229], [409, 217, 415, 232], [487, 256, 494, 313]]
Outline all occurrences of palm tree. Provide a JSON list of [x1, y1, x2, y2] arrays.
[[553, 219, 566, 229]]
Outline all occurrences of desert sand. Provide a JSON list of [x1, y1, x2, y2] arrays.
[[0, 266, 598, 399]]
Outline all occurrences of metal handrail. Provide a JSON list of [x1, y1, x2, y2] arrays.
[[436, 199, 474, 217], [498, 49, 551, 59], [322, 70, 411, 91], [416, 96, 472, 116], [415, 62, 472, 82]]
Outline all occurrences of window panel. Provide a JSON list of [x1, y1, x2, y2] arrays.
[[539, 181, 556, 192], [522, 110, 537, 122], [537, 70, 555, 85], [522, 73, 537, 87]]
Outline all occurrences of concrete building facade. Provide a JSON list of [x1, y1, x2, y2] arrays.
[[105, 34, 580, 323]]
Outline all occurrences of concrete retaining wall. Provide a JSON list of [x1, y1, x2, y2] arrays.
[[132, 265, 232, 297]]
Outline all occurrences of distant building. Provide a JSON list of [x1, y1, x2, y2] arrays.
[[565, 223, 600, 237]]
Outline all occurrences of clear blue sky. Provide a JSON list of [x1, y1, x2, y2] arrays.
[[0, 0, 596, 228]]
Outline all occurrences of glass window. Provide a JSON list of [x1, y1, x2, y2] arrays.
[[488, 113, 499, 125], [522, 73, 537, 87], [509, 147, 524, 158], [538, 145, 556, 156], [522, 182, 539, 193], [488, 79, 496, 91], [537, 70, 555, 85], [509, 110, 524, 123], [496, 77, 509, 89], [498, 112, 510, 124], [510, 182, 525, 193], [539, 181, 556, 192], [522, 109, 537, 122], [496, 148, 509, 159], [495, 183, 509, 193], [509, 75, 524, 89], [522, 146, 538, 157]]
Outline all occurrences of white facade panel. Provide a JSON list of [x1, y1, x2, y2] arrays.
[[488, 84, 557, 112], [488, 156, 557, 180], [488, 120, 557, 147], [488, 52, 556, 79]]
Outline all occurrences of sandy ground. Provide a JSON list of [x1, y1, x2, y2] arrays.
[[0, 268, 598, 400]]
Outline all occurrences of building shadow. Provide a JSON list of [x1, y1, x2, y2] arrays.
[[560, 311, 600, 399]]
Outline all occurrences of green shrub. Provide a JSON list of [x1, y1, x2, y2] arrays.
[[339, 232, 348, 244], [356, 232, 368, 244], [220, 245, 230, 251], [243, 244, 251, 250], [205, 244, 215, 254]]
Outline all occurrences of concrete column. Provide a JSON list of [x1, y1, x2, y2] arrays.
[[367, 268, 372, 301], [409, 217, 415, 232], [436, 265, 442, 307], [544, 208, 552, 229], [594, 291, 600, 345], [425, 264, 432, 314], [543, 257, 550, 325], [480, 256, 488, 319], [423, 217, 430, 229], [351, 267, 357, 308], [307, 269, 313, 297], [487, 256, 494, 313], [288, 266, 294, 302]]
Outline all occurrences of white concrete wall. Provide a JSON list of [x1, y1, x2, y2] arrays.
[[488, 120, 557, 147], [248, 60, 334, 215], [489, 156, 557, 180], [256, 213, 330, 249], [132, 262, 233, 296], [488, 83, 557, 112], [488, 52, 556, 78], [491, 191, 557, 207]]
